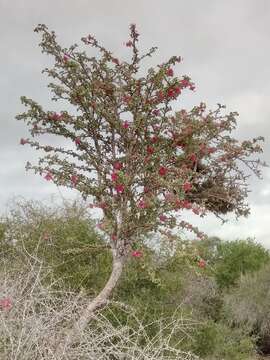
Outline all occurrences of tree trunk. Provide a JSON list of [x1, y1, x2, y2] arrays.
[[54, 252, 125, 357]]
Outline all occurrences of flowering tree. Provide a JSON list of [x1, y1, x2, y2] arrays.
[[16, 24, 266, 336]]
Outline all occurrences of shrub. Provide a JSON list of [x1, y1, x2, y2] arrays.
[[224, 263, 270, 355], [192, 321, 255, 360], [0, 260, 199, 360], [214, 239, 270, 289]]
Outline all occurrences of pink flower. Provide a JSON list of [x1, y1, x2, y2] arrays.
[[144, 186, 150, 193], [71, 175, 78, 186], [111, 234, 117, 241], [49, 112, 62, 121], [159, 214, 167, 222], [207, 147, 216, 154], [180, 79, 191, 88], [182, 200, 192, 209], [174, 86, 181, 96], [0, 297, 12, 311], [97, 222, 105, 230], [122, 121, 129, 129], [111, 172, 118, 182], [132, 250, 143, 258], [147, 146, 154, 155], [20, 138, 27, 145], [137, 199, 147, 209], [152, 109, 160, 116], [165, 192, 174, 202], [96, 201, 108, 210], [112, 58, 119, 65], [192, 207, 200, 215], [126, 40, 133, 47], [63, 53, 70, 62], [44, 172, 53, 181], [198, 259, 206, 268], [150, 135, 159, 144], [113, 162, 123, 170], [189, 153, 197, 163], [75, 137, 81, 146], [156, 90, 164, 101], [115, 184, 125, 194], [123, 95, 132, 104], [167, 88, 175, 98], [159, 166, 168, 176], [182, 182, 192, 192], [166, 68, 174, 77]]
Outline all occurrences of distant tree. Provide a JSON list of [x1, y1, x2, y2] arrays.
[[214, 238, 270, 288], [16, 23, 267, 350]]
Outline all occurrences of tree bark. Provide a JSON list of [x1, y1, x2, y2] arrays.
[[54, 251, 125, 357]]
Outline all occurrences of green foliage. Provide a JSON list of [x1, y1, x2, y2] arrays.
[[224, 263, 270, 354], [0, 199, 112, 294], [0, 200, 267, 359], [192, 321, 255, 359], [214, 238, 270, 289]]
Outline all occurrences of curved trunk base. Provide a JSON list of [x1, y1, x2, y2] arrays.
[[54, 255, 125, 357]]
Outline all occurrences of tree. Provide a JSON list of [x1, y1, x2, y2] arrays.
[[214, 238, 270, 289], [16, 23, 266, 349]]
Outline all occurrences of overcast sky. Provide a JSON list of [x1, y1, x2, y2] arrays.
[[1, 0, 270, 246]]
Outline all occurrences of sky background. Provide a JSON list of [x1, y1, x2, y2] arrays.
[[1, 0, 270, 246]]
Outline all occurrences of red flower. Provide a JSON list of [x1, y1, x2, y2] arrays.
[[75, 137, 81, 146], [123, 95, 132, 104], [180, 79, 190, 88], [113, 162, 123, 170], [151, 136, 159, 143], [96, 201, 108, 210], [122, 121, 129, 129], [44, 172, 53, 181], [159, 214, 167, 222], [111, 172, 118, 182], [159, 166, 168, 176], [132, 250, 143, 258], [112, 58, 119, 65], [20, 138, 27, 145], [207, 147, 216, 154], [63, 53, 70, 62], [182, 200, 192, 209], [111, 234, 117, 241], [166, 68, 174, 77], [165, 192, 174, 202], [137, 199, 148, 209], [144, 186, 150, 193], [167, 88, 175, 98], [71, 175, 78, 186], [156, 90, 164, 101], [152, 109, 160, 116], [174, 86, 181, 96], [189, 153, 197, 163], [115, 184, 124, 194], [50, 112, 62, 121], [147, 146, 154, 155], [182, 182, 192, 192], [198, 259, 206, 268], [0, 297, 12, 311], [125, 40, 133, 47], [97, 222, 105, 230], [192, 207, 200, 215]]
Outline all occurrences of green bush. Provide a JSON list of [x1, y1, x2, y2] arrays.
[[192, 321, 255, 359], [224, 263, 270, 354], [214, 238, 270, 289]]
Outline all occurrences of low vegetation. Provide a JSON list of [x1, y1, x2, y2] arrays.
[[0, 198, 269, 359]]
